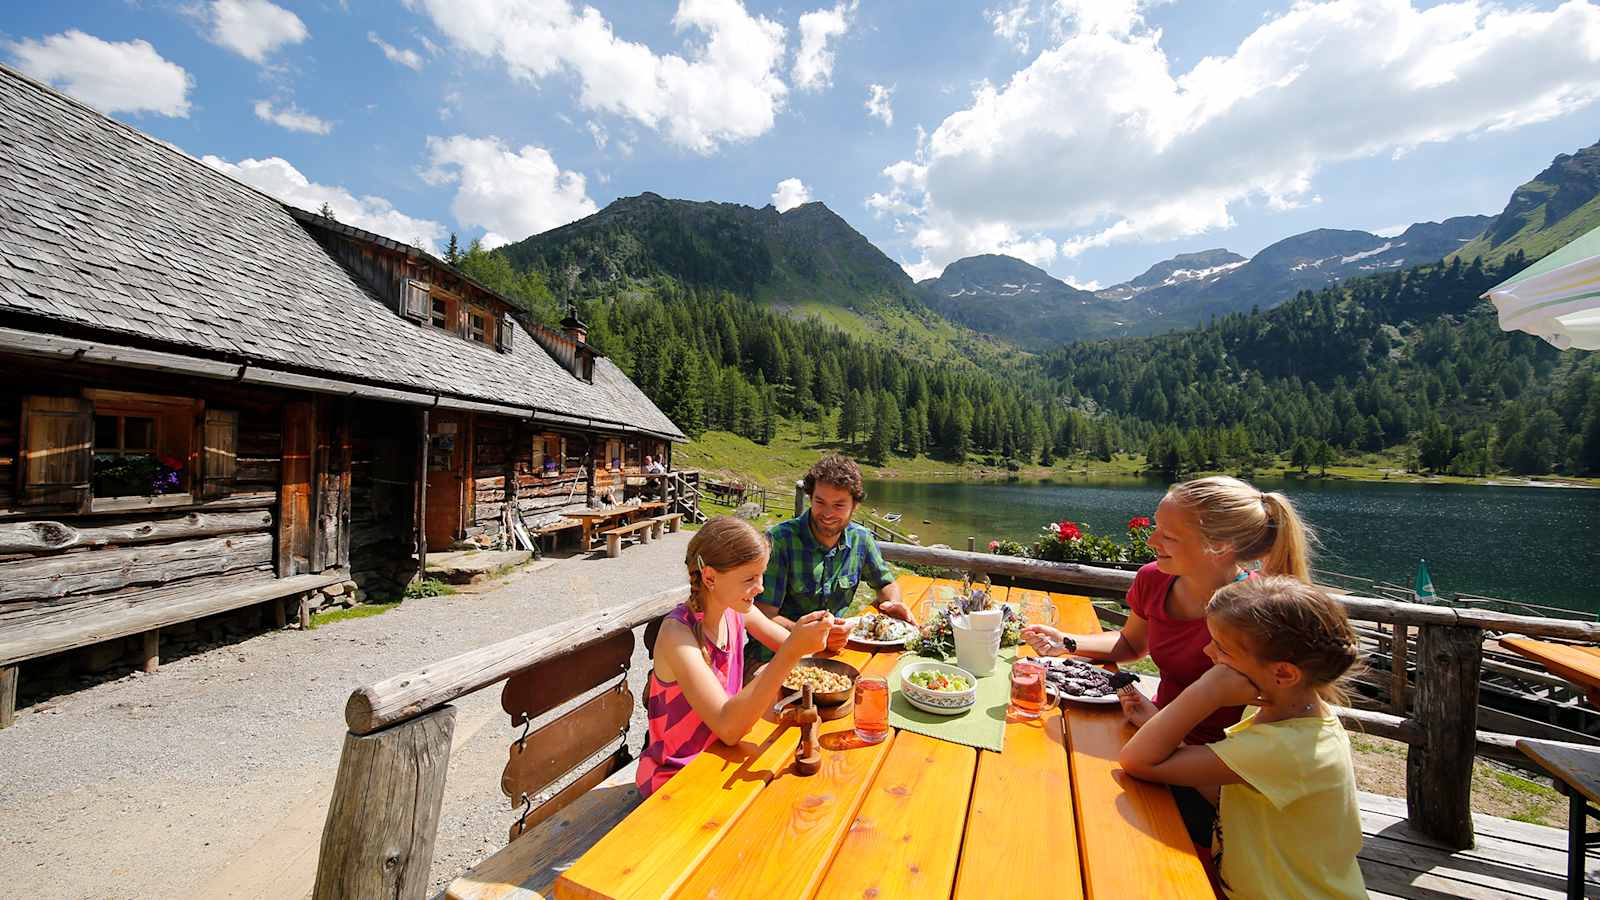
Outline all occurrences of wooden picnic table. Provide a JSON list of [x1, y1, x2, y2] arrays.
[[552, 574, 1214, 900], [567, 504, 663, 551], [1501, 637, 1600, 693]]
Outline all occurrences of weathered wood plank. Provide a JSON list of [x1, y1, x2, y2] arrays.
[[345, 584, 689, 735], [140, 629, 158, 674], [0, 571, 340, 666], [313, 705, 456, 900], [500, 685, 632, 807], [0, 532, 274, 602], [1408, 624, 1484, 850], [0, 510, 272, 554], [0, 666, 16, 729], [501, 630, 633, 726]]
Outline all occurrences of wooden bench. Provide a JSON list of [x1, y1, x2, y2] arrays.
[[0, 570, 347, 728], [600, 520, 654, 558], [443, 627, 652, 900], [649, 513, 683, 539], [1518, 738, 1600, 900], [527, 517, 581, 554]]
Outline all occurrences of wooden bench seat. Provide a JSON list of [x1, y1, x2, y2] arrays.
[[600, 520, 654, 558], [649, 513, 683, 540], [445, 762, 642, 900], [1518, 738, 1600, 900], [0, 570, 347, 728]]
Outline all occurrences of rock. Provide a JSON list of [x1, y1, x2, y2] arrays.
[[735, 502, 763, 520]]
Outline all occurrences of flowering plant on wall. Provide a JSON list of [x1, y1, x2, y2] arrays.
[[982, 514, 1157, 564]]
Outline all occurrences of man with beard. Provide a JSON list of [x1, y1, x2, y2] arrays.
[[755, 454, 912, 657]]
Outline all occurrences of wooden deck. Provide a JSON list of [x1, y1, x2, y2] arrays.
[[1360, 791, 1599, 898]]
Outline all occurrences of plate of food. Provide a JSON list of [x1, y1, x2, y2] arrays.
[[898, 661, 978, 715], [848, 612, 919, 648], [1034, 657, 1138, 705]]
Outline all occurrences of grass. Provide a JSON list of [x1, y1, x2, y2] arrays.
[[310, 600, 401, 628], [405, 578, 457, 599], [1349, 732, 1565, 827]]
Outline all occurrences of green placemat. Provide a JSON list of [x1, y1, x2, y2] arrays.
[[887, 651, 1015, 752]]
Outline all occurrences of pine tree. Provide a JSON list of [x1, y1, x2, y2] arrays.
[[318, 201, 338, 222], [445, 233, 461, 264]]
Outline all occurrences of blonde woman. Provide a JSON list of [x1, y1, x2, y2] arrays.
[[1021, 476, 1315, 847], [638, 516, 833, 797]]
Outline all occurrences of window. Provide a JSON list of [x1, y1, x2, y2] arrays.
[[88, 392, 194, 499], [608, 438, 621, 471], [626, 440, 641, 468], [534, 433, 562, 475], [431, 297, 450, 329], [469, 310, 487, 343]]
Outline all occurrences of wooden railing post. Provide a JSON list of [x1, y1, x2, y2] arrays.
[[1406, 624, 1481, 849], [1389, 623, 1408, 715], [314, 705, 457, 900]]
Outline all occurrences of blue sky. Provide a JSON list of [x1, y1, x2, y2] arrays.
[[4, 0, 1599, 289]]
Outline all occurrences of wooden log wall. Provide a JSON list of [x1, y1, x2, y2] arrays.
[[469, 416, 513, 543], [348, 402, 416, 598]]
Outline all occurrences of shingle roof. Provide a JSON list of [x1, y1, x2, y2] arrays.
[[0, 65, 683, 441]]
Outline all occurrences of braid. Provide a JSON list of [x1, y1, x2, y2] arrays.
[[1209, 576, 1361, 703]]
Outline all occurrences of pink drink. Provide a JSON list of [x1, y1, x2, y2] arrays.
[[854, 676, 890, 743], [1010, 659, 1047, 719]]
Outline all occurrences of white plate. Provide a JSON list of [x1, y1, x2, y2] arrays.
[[901, 690, 974, 716], [848, 618, 919, 647], [1046, 684, 1122, 705]]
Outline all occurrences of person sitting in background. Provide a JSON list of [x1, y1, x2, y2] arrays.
[[753, 454, 911, 663], [644, 455, 665, 475]]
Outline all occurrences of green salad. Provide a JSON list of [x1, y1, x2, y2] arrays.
[[908, 670, 971, 693]]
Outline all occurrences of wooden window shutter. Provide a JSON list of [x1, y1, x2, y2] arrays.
[[200, 408, 239, 498], [496, 312, 514, 353], [19, 395, 93, 509], [402, 279, 431, 322]]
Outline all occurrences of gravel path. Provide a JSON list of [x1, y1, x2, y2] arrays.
[[0, 532, 692, 900]]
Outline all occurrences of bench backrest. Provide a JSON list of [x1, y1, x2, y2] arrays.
[[499, 629, 640, 840]]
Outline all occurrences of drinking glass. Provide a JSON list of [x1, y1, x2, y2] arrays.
[[1009, 658, 1048, 719], [854, 676, 890, 743], [1016, 591, 1059, 627]]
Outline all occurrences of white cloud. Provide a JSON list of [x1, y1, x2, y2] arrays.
[[772, 177, 812, 211], [1063, 274, 1102, 291], [865, 83, 894, 126], [410, 0, 789, 155], [204, 0, 307, 63], [987, 2, 1035, 53], [201, 154, 447, 252], [423, 135, 598, 248], [878, 0, 1600, 277], [253, 99, 332, 134], [587, 120, 608, 150], [439, 90, 462, 121], [793, 1, 855, 92], [8, 30, 192, 117], [369, 32, 424, 70]]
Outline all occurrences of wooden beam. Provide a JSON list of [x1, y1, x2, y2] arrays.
[[344, 583, 687, 735], [415, 409, 428, 586], [0, 510, 273, 555], [1390, 623, 1408, 716], [0, 532, 274, 603], [141, 629, 159, 674], [0, 666, 16, 729], [1406, 624, 1482, 850], [313, 705, 456, 900]]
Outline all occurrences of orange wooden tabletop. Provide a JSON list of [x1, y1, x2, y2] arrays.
[[554, 575, 1214, 900], [1501, 637, 1600, 690]]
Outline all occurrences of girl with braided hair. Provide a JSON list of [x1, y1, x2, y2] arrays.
[[1120, 577, 1367, 899], [637, 516, 834, 797]]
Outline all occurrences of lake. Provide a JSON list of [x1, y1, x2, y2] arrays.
[[861, 476, 1600, 615]]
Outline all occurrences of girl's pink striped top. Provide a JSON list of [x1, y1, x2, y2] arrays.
[[636, 602, 746, 797]]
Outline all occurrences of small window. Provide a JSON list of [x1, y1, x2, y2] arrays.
[[469, 311, 487, 343], [87, 391, 194, 499], [431, 297, 450, 329]]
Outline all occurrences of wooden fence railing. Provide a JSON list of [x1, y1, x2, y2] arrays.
[[877, 542, 1600, 852]]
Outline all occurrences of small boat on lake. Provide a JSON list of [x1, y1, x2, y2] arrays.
[[882, 512, 902, 523]]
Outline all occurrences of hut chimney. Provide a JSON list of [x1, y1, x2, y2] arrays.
[[561, 304, 588, 345]]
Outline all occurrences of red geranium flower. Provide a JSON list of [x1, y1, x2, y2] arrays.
[[988, 540, 1000, 552], [159, 454, 184, 471], [1056, 521, 1082, 542], [1128, 516, 1152, 530]]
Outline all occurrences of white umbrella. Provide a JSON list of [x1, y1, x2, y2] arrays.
[[1482, 223, 1600, 350]]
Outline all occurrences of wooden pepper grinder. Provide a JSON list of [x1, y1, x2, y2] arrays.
[[794, 684, 822, 776]]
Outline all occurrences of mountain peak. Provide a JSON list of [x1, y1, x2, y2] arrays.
[[1453, 138, 1600, 265]]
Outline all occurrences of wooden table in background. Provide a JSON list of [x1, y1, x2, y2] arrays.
[[1502, 637, 1600, 693], [554, 575, 1214, 899], [568, 504, 661, 552]]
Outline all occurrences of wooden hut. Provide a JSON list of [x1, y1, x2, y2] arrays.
[[0, 65, 685, 727]]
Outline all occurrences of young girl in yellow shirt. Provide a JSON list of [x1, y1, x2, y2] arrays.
[[1120, 576, 1368, 899]]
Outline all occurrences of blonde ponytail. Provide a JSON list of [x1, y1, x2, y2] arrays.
[[1167, 476, 1317, 583]]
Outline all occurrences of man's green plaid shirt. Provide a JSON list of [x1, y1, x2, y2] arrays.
[[758, 510, 896, 622]]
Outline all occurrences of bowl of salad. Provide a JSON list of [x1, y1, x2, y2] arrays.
[[899, 661, 978, 715]]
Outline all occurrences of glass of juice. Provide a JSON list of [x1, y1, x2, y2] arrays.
[[1010, 658, 1048, 719], [854, 676, 890, 743]]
